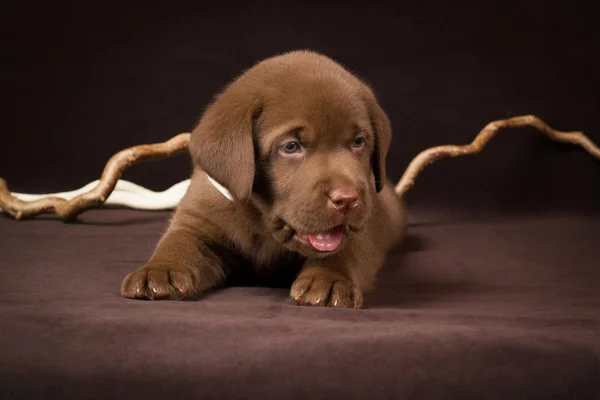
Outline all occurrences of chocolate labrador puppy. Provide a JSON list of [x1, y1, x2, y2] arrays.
[[121, 50, 407, 308]]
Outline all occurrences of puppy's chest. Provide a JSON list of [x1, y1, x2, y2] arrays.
[[227, 204, 304, 272], [250, 233, 296, 266], [229, 226, 295, 265]]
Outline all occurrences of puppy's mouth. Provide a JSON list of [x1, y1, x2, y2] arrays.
[[272, 216, 361, 255], [295, 224, 345, 252]]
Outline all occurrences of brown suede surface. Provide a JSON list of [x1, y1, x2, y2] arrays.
[[1, 209, 599, 399]]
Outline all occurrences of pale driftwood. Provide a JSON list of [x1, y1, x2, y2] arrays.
[[395, 115, 600, 197], [11, 179, 192, 210], [1, 115, 599, 221], [0, 133, 191, 221]]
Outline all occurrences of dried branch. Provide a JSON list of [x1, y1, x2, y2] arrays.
[[10, 179, 191, 210], [395, 115, 600, 198], [0, 133, 191, 221], [2, 115, 598, 222]]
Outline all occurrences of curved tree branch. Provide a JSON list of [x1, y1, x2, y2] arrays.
[[394, 115, 600, 198], [1, 115, 598, 222], [0, 133, 191, 221]]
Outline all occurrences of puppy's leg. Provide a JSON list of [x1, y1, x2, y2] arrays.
[[290, 189, 402, 309], [290, 244, 383, 309], [121, 226, 226, 300]]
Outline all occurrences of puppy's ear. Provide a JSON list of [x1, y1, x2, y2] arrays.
[[364, 89, 392, 192], [190, 90, 262, 202]]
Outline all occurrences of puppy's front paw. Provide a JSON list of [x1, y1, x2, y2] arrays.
[[120, 264, 199, 300], [290, 275, 363, 309]]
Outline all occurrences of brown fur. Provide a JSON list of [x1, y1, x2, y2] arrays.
[[120, 50, 408, 308]]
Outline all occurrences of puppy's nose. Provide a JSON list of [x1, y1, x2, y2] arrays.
[[328, 188, 360, 214]]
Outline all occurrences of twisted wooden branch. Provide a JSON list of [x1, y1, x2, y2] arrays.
[[395, 115, 600, 197], [1, 115, 598, 222], [0, 133, 191, 221], [10, 179, 192, 210]]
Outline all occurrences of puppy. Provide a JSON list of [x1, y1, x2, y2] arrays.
[[121, 50, 407, 308]]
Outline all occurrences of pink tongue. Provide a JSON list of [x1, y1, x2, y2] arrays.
[[306, 226, 344, 252]]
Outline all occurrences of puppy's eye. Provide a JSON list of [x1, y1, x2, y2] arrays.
[[352, 136, 366, 149], [281, 140, 302, 154]]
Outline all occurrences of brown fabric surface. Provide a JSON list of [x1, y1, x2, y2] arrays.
[[1, 209, 598, 399]]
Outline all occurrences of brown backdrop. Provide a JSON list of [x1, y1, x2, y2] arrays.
[[3, 1, 599, 214]]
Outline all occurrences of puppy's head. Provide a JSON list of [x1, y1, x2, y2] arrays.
[[190, 51, 391, 258]]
